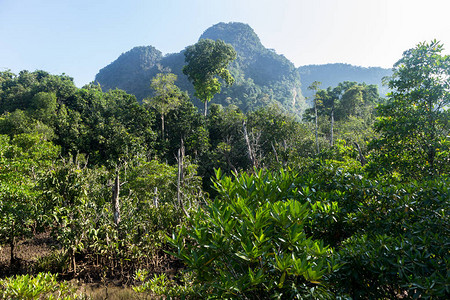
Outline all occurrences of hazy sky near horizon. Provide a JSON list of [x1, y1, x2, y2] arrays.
[[1, 0, 449, 86]]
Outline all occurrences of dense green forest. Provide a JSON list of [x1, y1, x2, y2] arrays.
[[0, 39, 449, 299]]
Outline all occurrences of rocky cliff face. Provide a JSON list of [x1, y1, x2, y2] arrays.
[[95, 23, 392, 116], [95, 22, 306, 116], [95, 46, 163, 101]]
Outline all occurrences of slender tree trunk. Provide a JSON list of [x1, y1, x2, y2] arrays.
[[10, 237, 15, 265], [353, 142, 366, 166], [243, 120, 256, 168], [204, 100, 208, 117], [330, 107, 334, 147], [72, 248, 76, 274], [177, 138, 185, 210], [177, 148, 182, 207], [315, 98, 319, 154], [112, 173, 120, 226], [9, 221, 15, 265], [271, 141, 280, 165], [161, 114, 165, 140], [153, 186, 159, 208]]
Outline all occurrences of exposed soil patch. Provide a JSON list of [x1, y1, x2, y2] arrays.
[[0, 231, 57, 277], [1, 232, 184, 299]]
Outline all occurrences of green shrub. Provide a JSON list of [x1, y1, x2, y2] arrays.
[[0, 272, 83, 300], [332, 177, 450, 299], [133, 270, 195, 299], [35, 252, 69, 274], [334, 232, 449, 299], [168, 169, 339, 299]]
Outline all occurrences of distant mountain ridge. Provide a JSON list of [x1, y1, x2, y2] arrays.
[[95, 46, 163, 100], [298, 63, 392, 100], [95, 22, 305, 115], [95, 22, 392, 117]]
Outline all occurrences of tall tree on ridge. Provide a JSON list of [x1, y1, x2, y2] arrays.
[[369, 40, 450, 178], [183, 39, 237, 116]]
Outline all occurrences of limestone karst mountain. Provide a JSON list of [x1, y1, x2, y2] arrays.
[[95, 22, 392, 117], [95, 22, 306, 116]]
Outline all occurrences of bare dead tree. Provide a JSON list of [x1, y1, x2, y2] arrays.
[[153, 186, 159, 208], [112, 172, 121, 226], [111, 162, 128, 227], [271, 141, 280, 165], [243, 120, 261, 169], [177, 137, 189, 216], [243, 120, 255, 167], [353, 142, 367, 166]]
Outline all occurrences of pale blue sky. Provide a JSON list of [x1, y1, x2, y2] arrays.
[[1, 0, 449, 86]]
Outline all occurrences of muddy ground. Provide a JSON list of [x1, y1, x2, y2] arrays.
[[0, 233, 181, 299]]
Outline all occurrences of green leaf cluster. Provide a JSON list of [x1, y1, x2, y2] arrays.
[[0, 272, 82, 299], [168, 169, 337, 299], [183, 39, 237, 115], [368, 40, 450, 178]]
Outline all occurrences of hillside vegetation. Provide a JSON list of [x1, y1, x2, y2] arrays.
[[0, 36, 448, 299], [96, 22, 305, 116], [96, 22, 392, 118]]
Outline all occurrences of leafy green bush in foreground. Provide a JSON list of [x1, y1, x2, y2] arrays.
[[332, 177, 450, 299], [163, 167, 449, 299], [168, 169, 339, 299], [0, 272, 83, 300]]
